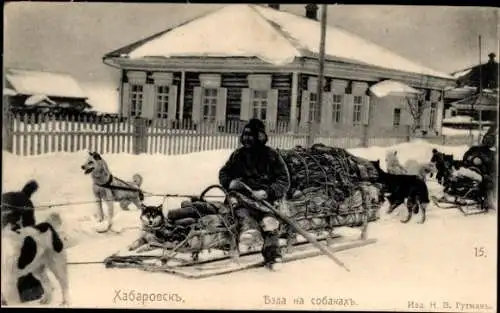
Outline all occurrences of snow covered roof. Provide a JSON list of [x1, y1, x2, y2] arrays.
[[369, 80, 422, 98], [105, 4, 454, 80], [5, 68, 87, 99], [452, 68, 472, 79], [3, 87, 17, 96]]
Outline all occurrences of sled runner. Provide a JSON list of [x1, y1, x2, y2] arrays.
[[431, 195, 489, 216], [104, 144, 384, 278]]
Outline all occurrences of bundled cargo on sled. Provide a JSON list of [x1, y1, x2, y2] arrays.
[[104, 144, 384, 277]]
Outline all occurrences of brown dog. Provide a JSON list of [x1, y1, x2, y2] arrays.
[[81, 151, 144, 233]]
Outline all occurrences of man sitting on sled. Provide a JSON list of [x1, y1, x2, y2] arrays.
[[162, 118, 290, 269], [218, 118, 291, 269]]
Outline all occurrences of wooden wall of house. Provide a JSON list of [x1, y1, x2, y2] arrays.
[[369, 95, 413, 129], [180, 72, 293, 122], [297, 73, 333, 124]]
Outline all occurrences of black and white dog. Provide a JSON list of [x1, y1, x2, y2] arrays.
[[371, 160, 430, 224], [1, 180, 69, 306]]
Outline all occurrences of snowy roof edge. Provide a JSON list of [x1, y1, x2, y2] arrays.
[[5, 68, 88, 99]]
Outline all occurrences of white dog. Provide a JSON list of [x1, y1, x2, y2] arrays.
[[1, 213, 69, 306], [385, 150, 407, 175]]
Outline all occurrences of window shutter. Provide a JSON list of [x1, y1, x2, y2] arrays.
[[435, 100, 444, 134], [420, 102, 431, 130], [141, 84, 155, 119], [168, 85, 178, 122], [192, 86, 202, 123], [300, 91, 310, 130], [320, 92, 333, 134], [121, 83, 130, 117], [343, 94, 354, 125], [267, 89, 279, 131], [362, 96, 370, 125], [216, 87, 228, 125], [240, 88, 252, 121]]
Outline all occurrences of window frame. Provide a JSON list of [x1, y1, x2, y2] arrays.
[[352, 95, 363, 126], [201, 87, 218, 121], [155, 85, 170, 118], [332, 94, 343, 124], [130, 84, 144, 117], [308, 92, 319, 123], [393, 108, 401, 128], [251, 89, 269, 121]]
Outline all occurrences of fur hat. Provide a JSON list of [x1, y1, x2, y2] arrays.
[[240, 118, 268, 146]]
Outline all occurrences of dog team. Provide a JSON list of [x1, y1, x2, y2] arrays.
[[0, 119, 490, 306]]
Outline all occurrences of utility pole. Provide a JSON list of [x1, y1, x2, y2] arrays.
[[478, 35, 483, 145], [306, 4, 328, 147], [469, 35, 481, 145]]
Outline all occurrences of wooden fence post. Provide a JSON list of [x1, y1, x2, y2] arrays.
[[133, 117, 148, 154], [2, 97, 13, 152]]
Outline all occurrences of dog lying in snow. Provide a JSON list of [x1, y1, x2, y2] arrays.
[[128, 204, 175, 252], [81, 151, 144, 233], [371, 160, 430, 224], [2, 214, 69, 306]]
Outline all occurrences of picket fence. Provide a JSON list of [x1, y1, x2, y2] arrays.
[[2, 113, 474, 157]]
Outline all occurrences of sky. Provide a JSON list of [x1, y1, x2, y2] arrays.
[[4, 3, 499, 89]]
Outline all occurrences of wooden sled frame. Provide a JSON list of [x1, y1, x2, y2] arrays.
[[430, 195, 490, 216], [104, 231, 377, 279], [104, 181, 380, 278]]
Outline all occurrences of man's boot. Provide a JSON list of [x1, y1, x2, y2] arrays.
[[236, 208, 263, 247], [262, 230, 282, 270], [261, 216, 282, 270]]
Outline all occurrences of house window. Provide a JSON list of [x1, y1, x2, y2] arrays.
[[309, 92, 318, 122], [130, 84, 144, 117], [393, 108, 401, 128], [429, 103, 437, 128], [332, 94, 343, 123], [252, 90, 268, 120], [202, 88, 218, 121], [156, 85, 170, 118], [353, 95, 363, 125]]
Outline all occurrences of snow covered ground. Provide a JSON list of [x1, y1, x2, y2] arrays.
[[2, 139, 497, 311]]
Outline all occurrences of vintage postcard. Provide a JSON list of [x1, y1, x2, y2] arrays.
[[2, 2, 498, 311]]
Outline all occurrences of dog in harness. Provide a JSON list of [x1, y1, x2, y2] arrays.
[[81, 152, 144, 233]]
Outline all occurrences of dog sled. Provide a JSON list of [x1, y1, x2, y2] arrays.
[[104, 144, 384, 278], [431, 142, 496, 216]]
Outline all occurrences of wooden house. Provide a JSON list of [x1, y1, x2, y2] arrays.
[[102, 4, 455, 136]]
